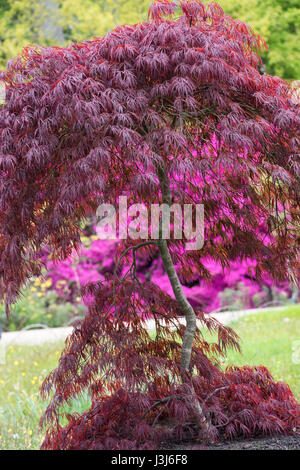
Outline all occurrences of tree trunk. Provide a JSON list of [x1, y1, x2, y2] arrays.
[[157, 236, 197, 378], [156, 164, 198, 379], [156, 164, 211, 436]]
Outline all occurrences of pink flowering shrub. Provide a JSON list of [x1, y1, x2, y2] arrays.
[[44, 233, 296, 313]]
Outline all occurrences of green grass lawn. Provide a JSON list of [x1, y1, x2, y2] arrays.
[[218, 305, 300, 399], [0, 342, 91, 449], [0, 305, 299, 449]]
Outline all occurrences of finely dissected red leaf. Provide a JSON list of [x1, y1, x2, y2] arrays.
[[0, 0, 299, 450]]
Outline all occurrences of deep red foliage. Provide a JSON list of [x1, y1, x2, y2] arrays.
[[39, 279, 299, 450], [0, 0, 299, 449], [41, 365, 300, 450], [0, 0, 299, 309]]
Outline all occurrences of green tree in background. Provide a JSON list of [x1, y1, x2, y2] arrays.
[[103, 0, 149, 25], [0, 0, 113, 66], [0, 0, 61, 64], [0, 0, 9, 15], [0, 0, 299, 79], [218, 0, 300, 79], [55, 0, 113, 42]]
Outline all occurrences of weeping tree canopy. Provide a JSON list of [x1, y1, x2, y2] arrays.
[[0, 0, 299, 309], [0, 0, 299, 450]]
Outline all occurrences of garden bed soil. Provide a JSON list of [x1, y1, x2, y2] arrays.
[[164, 434, 300, 450]]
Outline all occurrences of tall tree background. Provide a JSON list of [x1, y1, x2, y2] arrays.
[[0, 0, 299, 79], [218, 0, 300, 80]]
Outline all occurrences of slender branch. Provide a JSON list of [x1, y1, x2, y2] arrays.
[[142, 395, 184, 420], [202, 386, 230, 407], [112, 241, 158, 322]]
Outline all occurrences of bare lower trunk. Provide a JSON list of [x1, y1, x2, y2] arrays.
[[156, 164, 210, 436]]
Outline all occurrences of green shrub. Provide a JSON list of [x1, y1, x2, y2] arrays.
[[0, 279, 86, 331]]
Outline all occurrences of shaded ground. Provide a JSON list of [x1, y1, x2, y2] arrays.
[[166, 434, 300, 450]]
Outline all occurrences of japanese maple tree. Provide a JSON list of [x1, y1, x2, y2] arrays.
[[0, 1, 299, 449]]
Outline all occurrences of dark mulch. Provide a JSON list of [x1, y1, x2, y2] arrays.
[[162, 434, 300, 450]]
